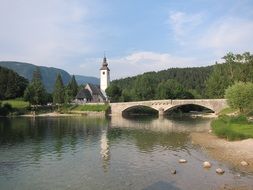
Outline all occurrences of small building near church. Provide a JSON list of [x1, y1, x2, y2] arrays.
[[74, 56, 110, 104]]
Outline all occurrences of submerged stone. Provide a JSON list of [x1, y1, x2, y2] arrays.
[[179, 159, 187, 163], [240, 161, 249, 166], [216, 168, 225, 175], [203, 161, 212, 168]]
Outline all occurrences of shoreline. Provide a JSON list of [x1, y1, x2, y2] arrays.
[[191, 132, 253, 173], [20, 111, 106, 117]]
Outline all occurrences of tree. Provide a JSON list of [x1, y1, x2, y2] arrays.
[[105, 84, 122, 102], [225, 82, 253, 112], [69, 75, 78, 97], [0, 66, 28, 100], [53, 74, 65, 104], [24, 68, 47, 105], [205, 63, 232, 98]]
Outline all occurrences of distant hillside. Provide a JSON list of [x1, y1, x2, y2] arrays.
[[112, 66, 214, 99], [74, 75, 99, 86], [0, 61, 99, 92]]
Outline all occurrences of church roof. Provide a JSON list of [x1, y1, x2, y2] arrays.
[[100, 56, 110, 71], [86, 83, 106, 100], [76, 89, 92, 99]]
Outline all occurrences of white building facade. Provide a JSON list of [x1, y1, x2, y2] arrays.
[[100, 56, 110, 96]]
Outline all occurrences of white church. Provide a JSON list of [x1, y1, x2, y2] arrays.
[[75, 56, 110, 103]]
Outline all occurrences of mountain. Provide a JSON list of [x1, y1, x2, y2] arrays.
[[0, 61, 99, 92], [74, 75, 99, 86]]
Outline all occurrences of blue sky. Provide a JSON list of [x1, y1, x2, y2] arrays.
[[1, 0, 253, 79]]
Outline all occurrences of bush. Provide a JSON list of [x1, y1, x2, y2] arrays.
[[225, 82, 253, 112], [212, 115, 253, 140], [0, 102, 13, 116]]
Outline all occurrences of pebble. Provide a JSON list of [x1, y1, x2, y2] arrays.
[[171, 170, 177, 174], [179, 159, 187, 163], [216, 168, 225, 175], [240, 161, 249, 166], [203, 161, 212, 168]]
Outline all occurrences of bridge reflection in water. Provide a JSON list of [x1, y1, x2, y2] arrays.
[[109, 115, 212, 133]]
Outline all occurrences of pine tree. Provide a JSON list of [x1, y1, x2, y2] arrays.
[[24, 68, 46, 105], [53, 74, 65, 104], [68, 75, 78, 99]]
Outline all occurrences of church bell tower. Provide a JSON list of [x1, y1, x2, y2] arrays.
[[100, 56, 110, 95]]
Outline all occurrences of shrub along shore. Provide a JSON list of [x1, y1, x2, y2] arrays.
[[211, 115, 253, 141]]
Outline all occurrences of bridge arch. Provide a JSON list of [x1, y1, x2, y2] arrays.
[[122, 105, 159, 116], [164, 103, 215, 114]]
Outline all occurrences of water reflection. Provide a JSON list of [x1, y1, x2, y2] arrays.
[[110, 115, 212, 132], [100, 128, 110, 172], [0, 116, 253, 190]]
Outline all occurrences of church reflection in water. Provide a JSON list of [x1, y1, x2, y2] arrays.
[[100, 128, 110, 172]]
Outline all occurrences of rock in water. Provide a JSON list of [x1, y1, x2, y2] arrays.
[[216, 168, 225, 175], [203, 161, 212, 168], [179, 159, 187, 163], [240, 161, 249, 166], [171, 170, 177, 174]]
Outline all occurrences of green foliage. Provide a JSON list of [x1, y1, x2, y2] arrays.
[[132, 73, 158, 100], [225, 82, 253, 112], [0, 66, 28, 100], [112, 66, 213, 101], [53, 74, 65, 104], [218, 107, 237, 115], [0, 102, 13, 116], [65, 75, 79, 103], [24, 68, 47, 105], [212, 115, 253, 141], [206, 52, 253, 98], [106, 84, 122, 102], [205, 63, 232, 98]]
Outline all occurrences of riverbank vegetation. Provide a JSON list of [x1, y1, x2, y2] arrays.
[[212, 115, 253, 140], [212, 81, 253, 141]]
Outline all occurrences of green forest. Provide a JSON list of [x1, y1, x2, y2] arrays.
[[106, 52, 253, 102]]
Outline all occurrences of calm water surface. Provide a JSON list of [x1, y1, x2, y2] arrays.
[[0, 116, 252, 190]]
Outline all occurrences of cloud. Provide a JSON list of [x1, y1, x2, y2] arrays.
[[168, 11, 203, 44], [108, 51, 197, 79], [0, 0, 98, 67], [199, 17, 253, 56]]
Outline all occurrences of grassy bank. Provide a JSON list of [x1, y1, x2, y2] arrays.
[[2, 99, 29, 109], [211, 115, 253, 140]]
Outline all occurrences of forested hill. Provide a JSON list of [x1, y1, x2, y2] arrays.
[[112, 66, 214, 99], [107, 52, 253, 102], [0, 61, 99, 92]]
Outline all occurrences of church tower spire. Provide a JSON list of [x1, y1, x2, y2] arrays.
[[100, 55, 110, 95]]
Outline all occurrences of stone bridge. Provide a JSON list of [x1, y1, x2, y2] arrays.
[[110, 99, 228, 116]]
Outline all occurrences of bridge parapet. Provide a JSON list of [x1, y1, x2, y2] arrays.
[[110, 99, 228, 116]]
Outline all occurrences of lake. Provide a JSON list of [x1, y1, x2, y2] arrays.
[[0, 116, 252, 190]]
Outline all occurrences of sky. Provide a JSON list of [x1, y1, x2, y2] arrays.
[[1, 0, 253, 79]]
